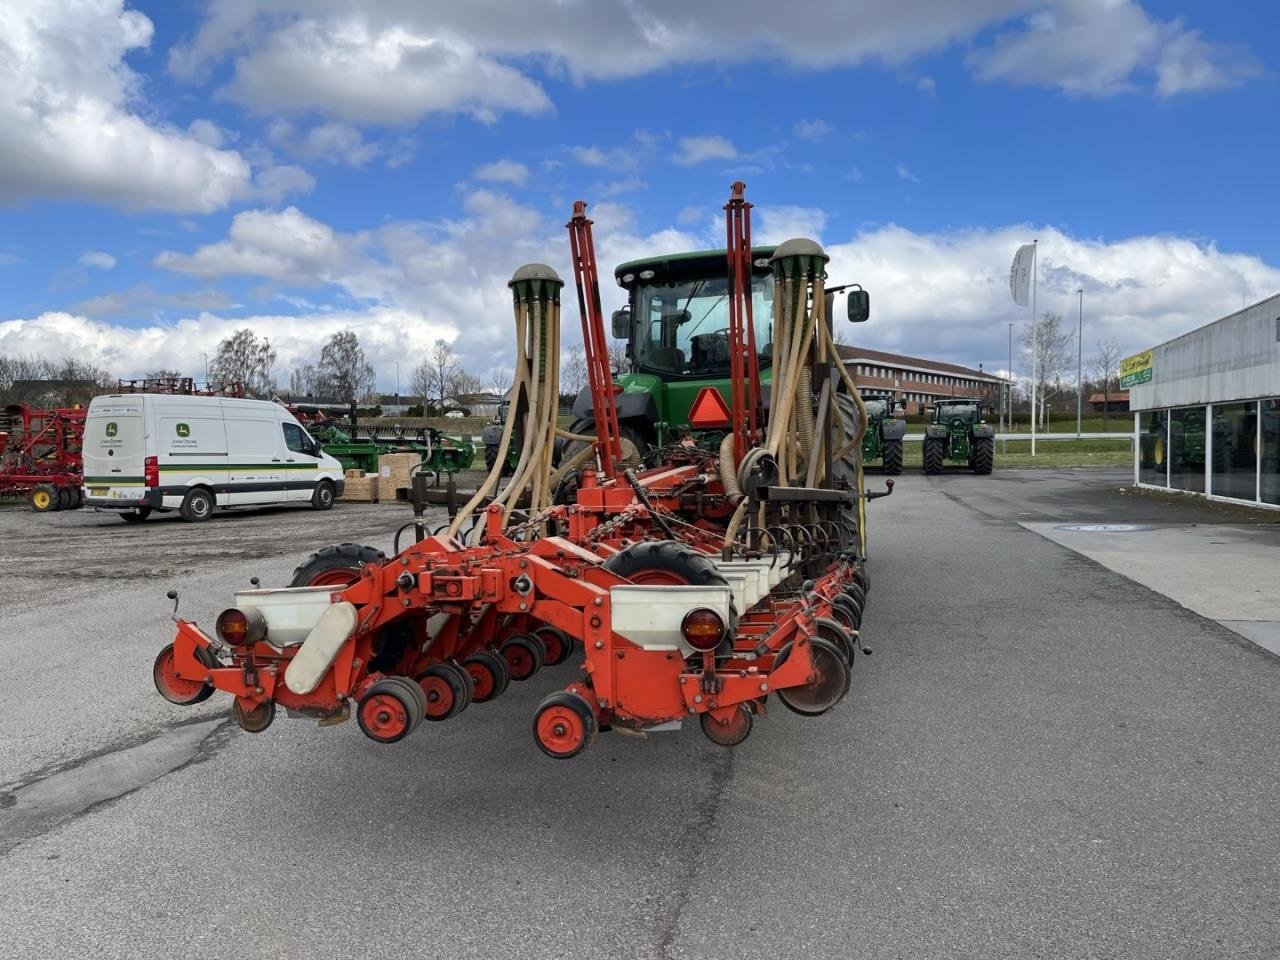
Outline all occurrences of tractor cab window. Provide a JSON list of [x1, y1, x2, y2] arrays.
[[862, 398, 889, 419], [936, 402, 979, 423], [633, 274, 774, 378]]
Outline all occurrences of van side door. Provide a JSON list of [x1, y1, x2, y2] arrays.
[[282, 421, 323, 501], [226, 413, 287, 506]]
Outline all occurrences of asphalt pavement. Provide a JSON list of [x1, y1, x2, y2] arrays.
[[1, 470, 1277, 960]]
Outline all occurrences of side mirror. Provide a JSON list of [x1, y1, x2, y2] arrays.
[[847, 289, 870, 323], [611, 307, 630, 340]]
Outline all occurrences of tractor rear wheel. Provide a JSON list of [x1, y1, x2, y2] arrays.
[[882, 439, 903, 475], [923, 438, 944, 475], [289, 543, 385, 587], [30, 484, 56, 512], [603, 540, 737, 631], [484, 443, 500, 474], [532, 691, 597, 759], [560, 420, 649, 469], [972, 437, 994, 475]]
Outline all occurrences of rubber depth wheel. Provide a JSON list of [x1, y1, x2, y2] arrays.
[[233, 699, 276, 733], [923, 439, 944, 475], [463, 651, 511, 703], [852, 567, 869, 596], [532, 691, 597, 760], [311, 480, 335, 510], [179, 487, 215, 522], [500, 633, 546, 682], [831, 592, 863, 631], [152, 643, 214, 705], [30, 484, 56, 513], [534, 626, 574, 666], [774, 637, 850, 717], [357, 679, 423, 743], [415, 664, 468, 720], [825, 603, 857, 636], [882, 439, 903, 476], [844, 579, 867, 611], [120, 507, 151, 523], [700, 704, 754, 747], [289, 543, 385, 587], [972, 437, 994, 475], [813, 616, 856, 667]]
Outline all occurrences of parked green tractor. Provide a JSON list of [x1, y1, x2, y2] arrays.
[[859, 393, 905, 475], [566, 246, 868, 457], [922, 399, 995, 475]]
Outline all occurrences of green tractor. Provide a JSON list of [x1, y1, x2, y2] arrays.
[[859, 393, 905, 475], [565, 246, 868, 458], [922, 398, 995, 475]]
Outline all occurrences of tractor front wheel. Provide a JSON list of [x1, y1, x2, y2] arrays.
[[972, 437, 994, 475], [289, 543, 385, 587], [882, 439, 903, 475], [923, 439, 944, 475]]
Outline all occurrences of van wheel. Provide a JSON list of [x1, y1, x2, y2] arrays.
[[120, 508, 152, 523], [179, 488, 215, 522], [311, 480, 335, 511]]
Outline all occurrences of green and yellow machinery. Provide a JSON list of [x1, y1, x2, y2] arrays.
[[859, 393, 905, 475], [922, 398, 995, 475]]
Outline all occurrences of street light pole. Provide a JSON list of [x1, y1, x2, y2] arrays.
[[1076, 288, 1084, 438], [202, 352, 208, 384], [1007, 321, 1013, 453]]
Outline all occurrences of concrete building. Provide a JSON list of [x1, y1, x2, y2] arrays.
[[838, 345, 1007, 414], [1130, 292, 1280, 507]]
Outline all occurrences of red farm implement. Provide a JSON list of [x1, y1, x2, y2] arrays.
[[0, 403, 87, 511], [152, 183, 889, 756]]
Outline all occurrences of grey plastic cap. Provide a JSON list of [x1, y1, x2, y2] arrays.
[[508, 263, 563, 287], [770, 238, 828, 263]]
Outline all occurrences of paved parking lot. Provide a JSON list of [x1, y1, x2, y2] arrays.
[[1, 470, 1277, 960]]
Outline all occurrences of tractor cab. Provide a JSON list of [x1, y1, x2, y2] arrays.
[[931, 399, 984, 427]]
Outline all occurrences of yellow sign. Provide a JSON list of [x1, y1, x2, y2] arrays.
[[1120, 350, 1153, 389]]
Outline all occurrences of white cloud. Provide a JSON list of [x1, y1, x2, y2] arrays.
[[251, 164, 316, 202], [896, 162, 920, 183], [967, 1, 1260, 98], [0, 0, 253, 213], [473, 159, 530, 185], [270, 121, 382, 167], [79, 250, 116, 270], [793, 119, 833, 141], [569, 145, 639, 170], [172, 1, 1253, 114], [220, 17, 552, 124], [916, 75, 937, 96], [676, 135, 737, 166], [754, 206, 828, 245]]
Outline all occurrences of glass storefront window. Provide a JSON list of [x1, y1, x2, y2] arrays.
[[1169, 406, 1206, 492], [1138, 409, 1168, 487], [1210, 403, 1258, 501], [1263, 399, 1280, 506]]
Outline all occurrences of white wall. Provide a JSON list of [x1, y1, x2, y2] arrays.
[[1130, 292, 1280, 410]]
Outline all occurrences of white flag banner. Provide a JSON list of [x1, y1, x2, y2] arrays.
[[1009, 243, 1035, 306]]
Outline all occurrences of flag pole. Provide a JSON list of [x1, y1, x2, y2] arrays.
[[1030, 239, 1038, 457]]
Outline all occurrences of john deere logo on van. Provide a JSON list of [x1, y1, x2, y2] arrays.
[[105, 421, 118, 438], [176, 423, 191, 438]]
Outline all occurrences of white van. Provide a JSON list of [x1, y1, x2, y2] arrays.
[[82, 394, 345, 522]]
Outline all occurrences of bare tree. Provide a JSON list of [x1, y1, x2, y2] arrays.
[[449, 368, 484, 401], [1021, 312, 1073, 428], [1, 354, 114, 406], [429, 339, 458, 412], [1090, 336, 1123, 430], [210, 329, 276, 398], [144, 368, 183, 380], [560, 342, 587, 398], [312, 330, 375, 403], [488, 365, 513, 397]]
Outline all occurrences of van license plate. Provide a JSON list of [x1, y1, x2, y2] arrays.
[[89, 487, 109, 497]]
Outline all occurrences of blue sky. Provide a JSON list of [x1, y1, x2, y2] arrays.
[[1, 0, 1276, 389]]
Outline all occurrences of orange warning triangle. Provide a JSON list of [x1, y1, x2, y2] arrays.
[[689, 386, 732, 428]]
